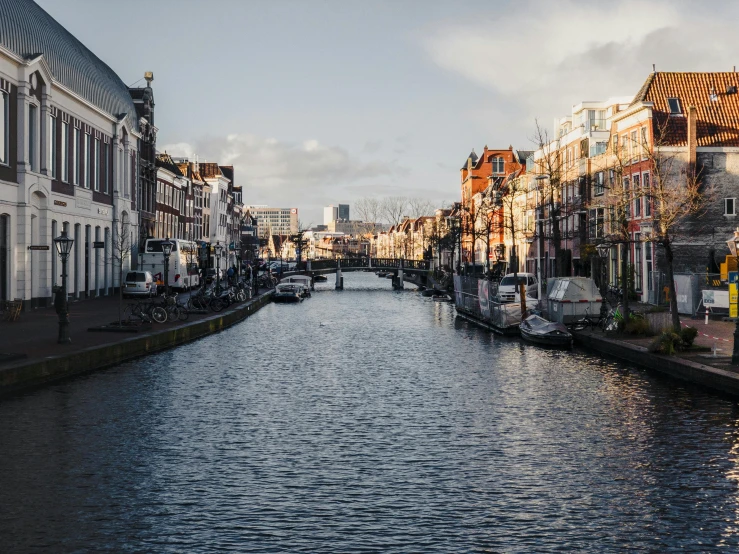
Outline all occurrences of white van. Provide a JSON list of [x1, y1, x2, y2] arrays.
[[497, 272, 538, 303], [124, 271, 156, 298]]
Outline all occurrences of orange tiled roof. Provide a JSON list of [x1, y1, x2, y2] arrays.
[[633, 72, 739, 146]]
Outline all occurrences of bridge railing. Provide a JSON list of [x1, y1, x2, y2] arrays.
[[306, 258, 430, 271]]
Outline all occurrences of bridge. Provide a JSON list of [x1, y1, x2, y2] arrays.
[[281, 258, 431, 290]]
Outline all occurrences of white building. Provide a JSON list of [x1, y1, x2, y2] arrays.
[[247, 205, 298, 237], [0, 0, 146, 307]]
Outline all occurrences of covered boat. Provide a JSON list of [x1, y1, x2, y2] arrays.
[[281, 275, 312, 297], [272, 283, 303, 303], [519, 314, 573, 348]]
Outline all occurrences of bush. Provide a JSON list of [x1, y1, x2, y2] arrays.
[[648, 330, 682, 355], [680, 326, 699, 348], [624, 317, 652, 336]]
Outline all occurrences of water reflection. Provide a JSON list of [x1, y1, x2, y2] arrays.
[[1, 272, 738, 552]]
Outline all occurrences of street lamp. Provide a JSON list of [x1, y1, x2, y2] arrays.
[[596, 241, 611, 323], [161, 237, 173, 297], [214, 241, 223, 293], [53, 230, 74, 344], [727, 229, 739, 364]]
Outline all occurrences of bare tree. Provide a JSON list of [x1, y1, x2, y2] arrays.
[[531, 120, 567, 277], [354, 197, 383, 235], [407, 197, 435, 219], [647, 118, 711, 331], [381, 196, 410, 227], [110, 215, 133, 326]]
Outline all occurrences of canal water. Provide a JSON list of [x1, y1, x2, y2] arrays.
[[2, 273, 739, 552]]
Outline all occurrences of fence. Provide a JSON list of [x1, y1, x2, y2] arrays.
[[453, 275, 520, 331]]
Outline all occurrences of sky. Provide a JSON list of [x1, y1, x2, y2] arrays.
[[36, 0, 739, 226]]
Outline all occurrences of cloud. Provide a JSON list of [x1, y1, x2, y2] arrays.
[[419, 0, 739, 130], [161, 134, 411, 225]]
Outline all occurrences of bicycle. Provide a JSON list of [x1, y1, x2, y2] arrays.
[[570, 305, 603, 331], [126, 300, 167, 324]]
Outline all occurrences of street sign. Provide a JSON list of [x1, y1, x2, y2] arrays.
[[28, 245, 49, 251], [93, 241, 105, 248]]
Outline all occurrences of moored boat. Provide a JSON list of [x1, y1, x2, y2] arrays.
[[519, 314, 572, 348], [281, 275, 312, 297], [313, 275, 328, 282], [272, 283, 303, 303]]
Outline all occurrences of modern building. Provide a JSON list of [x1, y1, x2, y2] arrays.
[[323, 203, 349, 225], [0, 0, 148, 307], [247, 205, 298, 237]]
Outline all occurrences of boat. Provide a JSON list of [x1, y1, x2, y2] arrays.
[[272, 283, 303, 303], [280, 275, 312, 297], [377, 272, 387, 278], [313, 275, 327, 282], [421, 289, 435, 297], [519, 314, 573, 348]]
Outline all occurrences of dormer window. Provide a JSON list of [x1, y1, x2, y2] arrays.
[[491, 156, 504, 174], [667, 97, 682, 115]]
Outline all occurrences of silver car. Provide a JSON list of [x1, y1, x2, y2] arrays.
[[124, 271, 156, 297]]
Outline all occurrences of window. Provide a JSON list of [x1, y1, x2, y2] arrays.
[[641, 126, 648, 159], [93, 138, 100, 191], [630, 130, 638, 162], [634, 196, 641, 217], [595, 171, 605, 196], [643, 172, 651, 217], [28, 104, 37, 172], [668, 97, 682, 115], [84, 133, 91, 188], [725, 198, 736, 216], [61, 122, 69, 182], [491, 156, 504, 174], [103, 142, 109, 193], [73, 128, 80, 185], [0, 90, 7, 165], [49, 115, 57, 179]]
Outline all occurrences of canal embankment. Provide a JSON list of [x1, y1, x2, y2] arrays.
[[572, 326, 739, 397], [0, 291, 272, 397]]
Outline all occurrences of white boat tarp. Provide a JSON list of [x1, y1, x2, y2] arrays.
[[546, 277, 602, 324]]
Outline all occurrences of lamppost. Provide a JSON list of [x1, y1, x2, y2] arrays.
[[53, 230, 74, 344], [214, 241, 223, 293], [596, 241, 611, 322], [727, 229, 739, 364], [161, 237, 173, 297]]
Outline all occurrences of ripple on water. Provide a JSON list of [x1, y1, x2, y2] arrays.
[[1, 273, 739, 553]]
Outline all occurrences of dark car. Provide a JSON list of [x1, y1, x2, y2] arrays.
[[204, 268, 217, 285]]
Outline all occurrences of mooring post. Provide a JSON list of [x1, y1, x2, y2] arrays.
[[335, 258, 343, 290], [398, 259, 404, 289]]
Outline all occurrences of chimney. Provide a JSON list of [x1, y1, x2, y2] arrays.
[[687, 105, 697, 168]]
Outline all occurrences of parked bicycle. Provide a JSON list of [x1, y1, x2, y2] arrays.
[[124, 300, 167, 324]]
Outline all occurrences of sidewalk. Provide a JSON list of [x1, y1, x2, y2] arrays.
[[574, 314, 739, 396], [0, 288, 271, 394]]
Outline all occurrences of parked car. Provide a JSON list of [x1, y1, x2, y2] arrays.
[[497, 272, 538, 303], [124, 271, 156, 298], [204, 268, 219, 285]]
